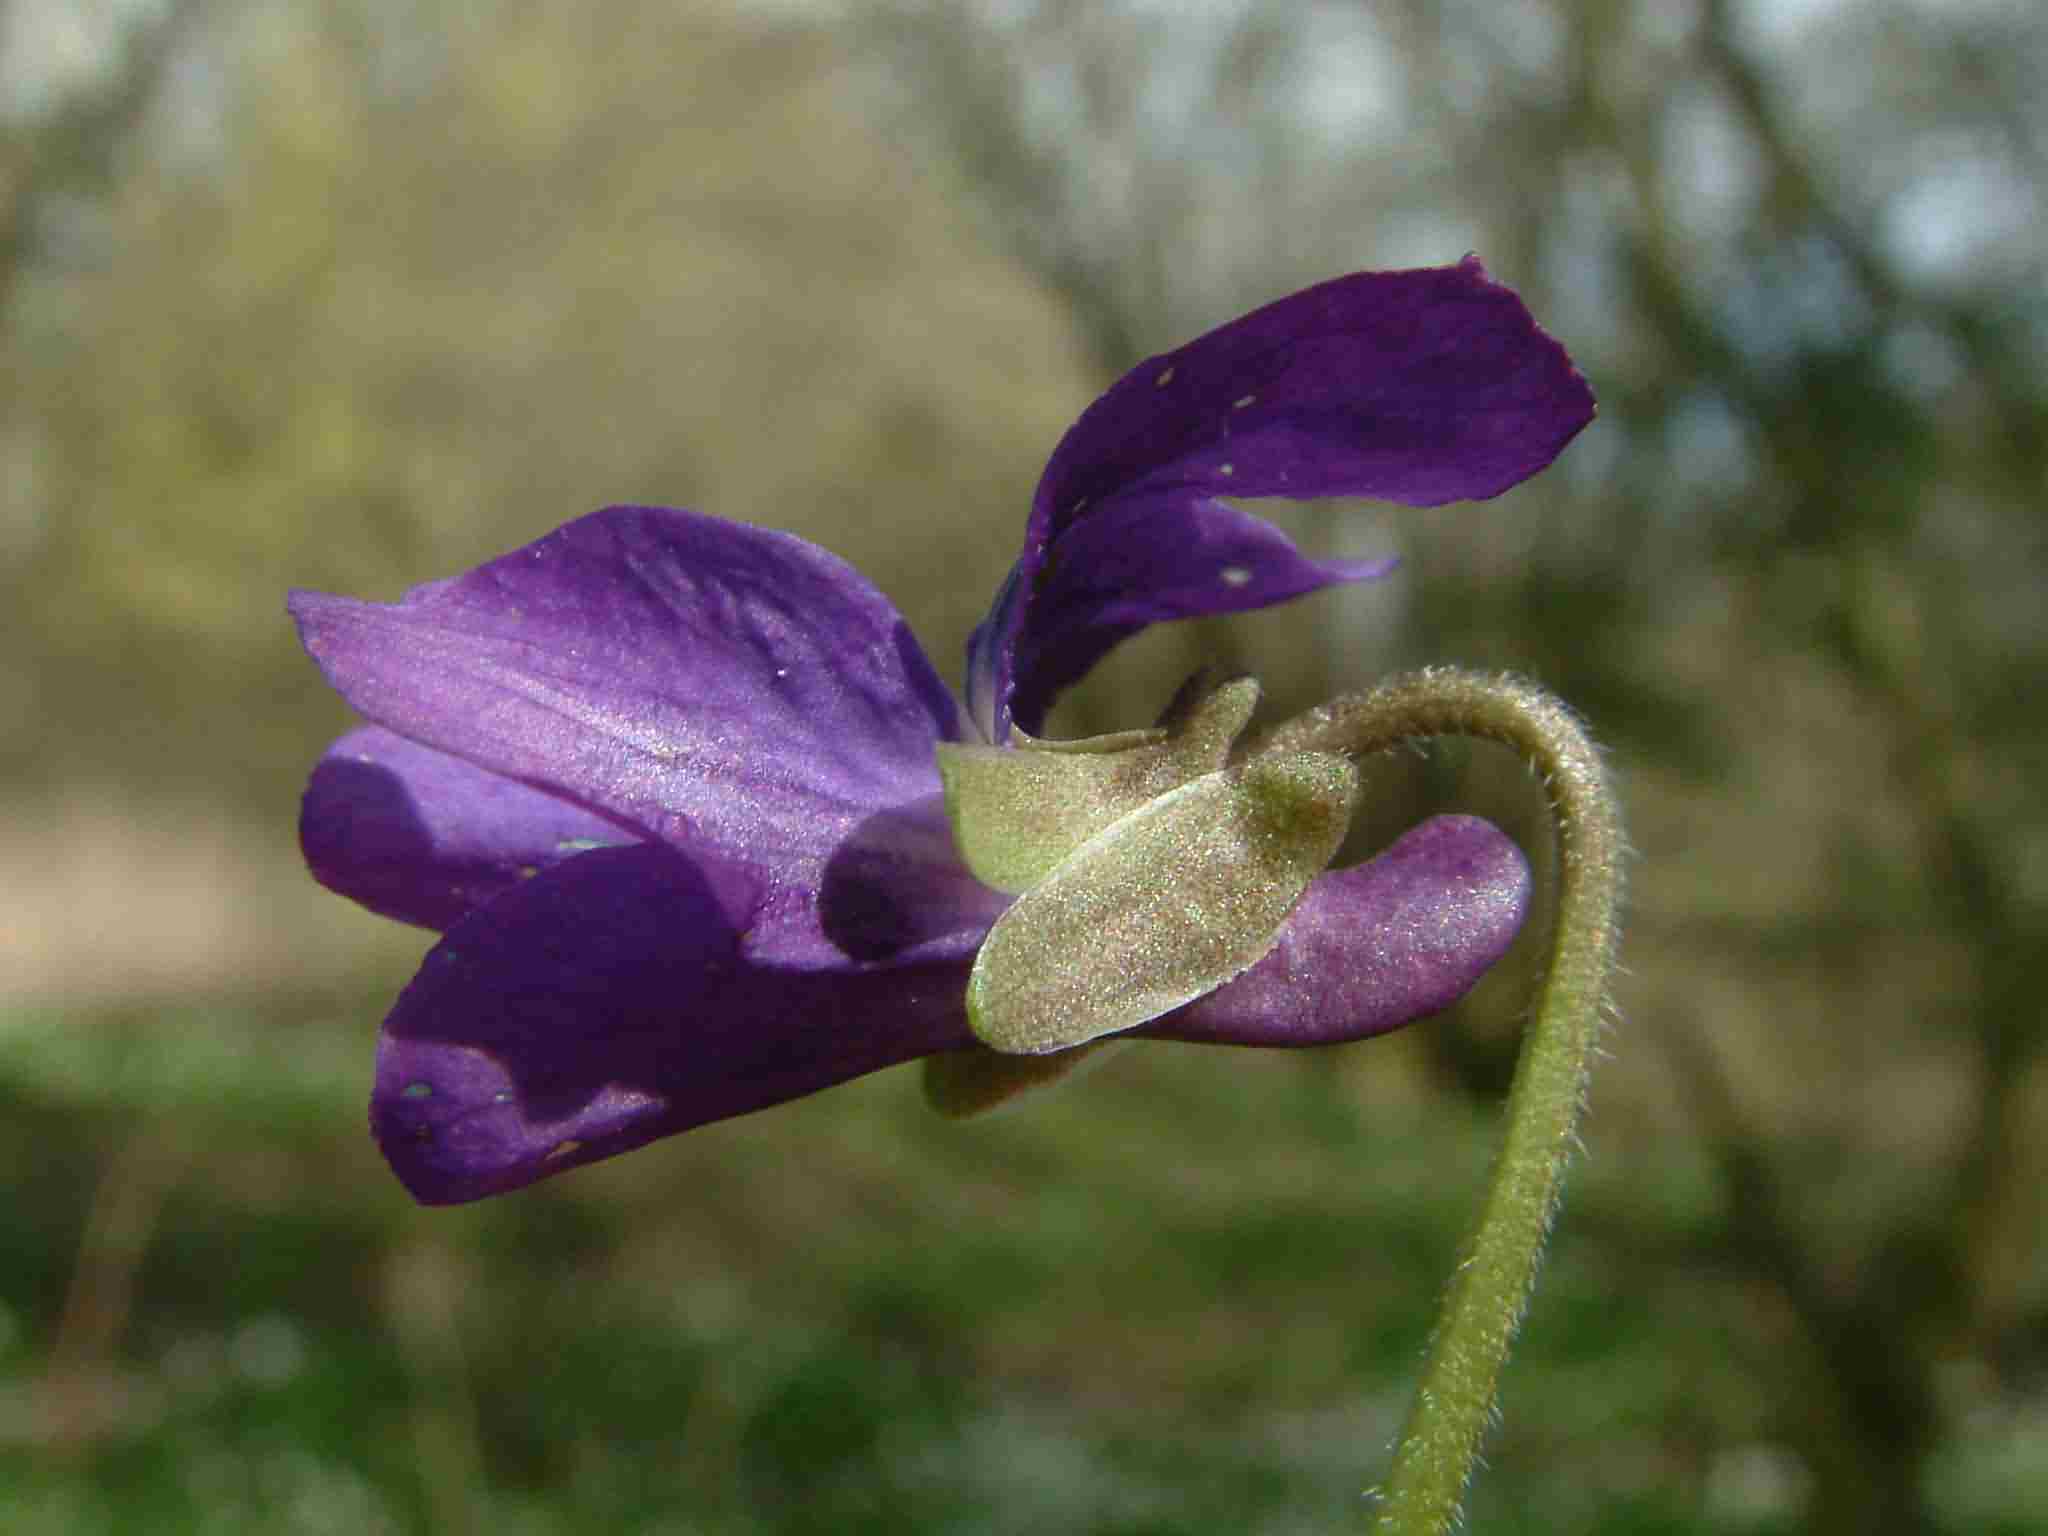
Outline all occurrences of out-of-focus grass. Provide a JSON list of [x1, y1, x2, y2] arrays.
[[0, 992, 1903, 1536]]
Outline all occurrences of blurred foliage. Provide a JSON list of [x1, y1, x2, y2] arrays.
[[3, 0, 2046, 1532], [4, 0, 1087, 810]]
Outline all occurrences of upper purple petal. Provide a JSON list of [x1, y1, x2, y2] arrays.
[[989, 491, 1397, 740], [373, 842, 977, 1204], [1147, 813, 1531, 1045], [291, 506, 971, 966], [971, 258, 1595, 737], [302, 726, 638, 931]]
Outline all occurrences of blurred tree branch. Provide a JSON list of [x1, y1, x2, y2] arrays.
[[0, 0, 205, 310]]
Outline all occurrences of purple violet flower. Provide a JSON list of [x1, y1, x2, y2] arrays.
[[291, 257, 1594, 1204]]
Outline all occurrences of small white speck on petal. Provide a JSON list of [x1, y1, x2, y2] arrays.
[[1218, 463, 1235, 477], [1155, 367, 1175, 387], [1220, 566, 1252, 587], [1233, 394, 1256, 409]]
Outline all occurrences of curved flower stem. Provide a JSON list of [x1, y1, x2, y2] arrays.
[[1259, 667, 1625, 1534]]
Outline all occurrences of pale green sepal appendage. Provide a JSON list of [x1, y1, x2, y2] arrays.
[[936, 677, 1259, 893], [921, 1040, 1127, 1119], [967, 749, 1360, 1054]]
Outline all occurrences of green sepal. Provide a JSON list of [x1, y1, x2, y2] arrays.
[[966, 749, 1360, 1054], [936, 677, 1259, 893], [920, 1040, 1124, 1119]]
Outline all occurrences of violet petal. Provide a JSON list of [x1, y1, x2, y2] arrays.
[[291, 506, 967, 966], [302, 726, 637, 932], [373, 843, 975, 1204], [1147, 814, 1531, 1045], [973, 258, 1595, 737], [997, 490, 1397, 738]]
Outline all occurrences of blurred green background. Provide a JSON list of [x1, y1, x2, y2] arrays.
[[4, 0, 2044, 1531]]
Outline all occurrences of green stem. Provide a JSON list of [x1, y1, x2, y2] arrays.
[[1261, 667, 1625, 1534]]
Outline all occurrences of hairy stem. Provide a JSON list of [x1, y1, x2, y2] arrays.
[[1261, 667, 1625, 1534]]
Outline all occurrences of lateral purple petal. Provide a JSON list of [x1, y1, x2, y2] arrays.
[[372, 843, 975, 1204], [302, 726, 637, 932], [290, 506, 967, 966], [973, 257, 1595, 737], [1148, 814, 1531, 1046]]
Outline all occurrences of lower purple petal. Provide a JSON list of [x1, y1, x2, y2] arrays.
[[1147, 814, 1530, 1045], [372, 843, 974, 1204]]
